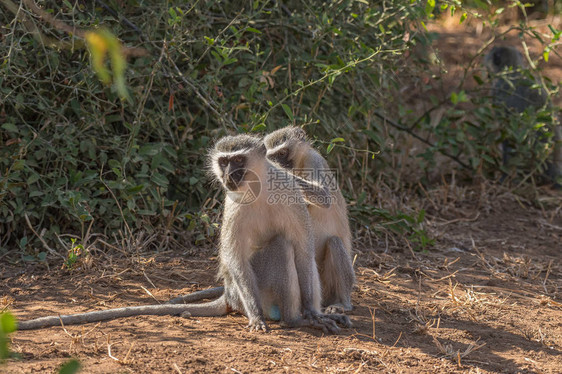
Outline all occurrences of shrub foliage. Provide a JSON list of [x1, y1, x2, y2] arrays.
[[0, 1, 559, 259]]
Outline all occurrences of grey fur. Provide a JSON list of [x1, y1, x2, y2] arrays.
[[485, 46, 546, 112], [264, 126, 355, 313], [211, 134, 350, 332], [18, 297, 229, 330]]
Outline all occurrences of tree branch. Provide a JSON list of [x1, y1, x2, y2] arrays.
[[373, 111, 472, 170]]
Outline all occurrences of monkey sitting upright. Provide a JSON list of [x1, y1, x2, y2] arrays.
[[208, 134, 349, 332], [264, 127, 355, 314], [484, 45, 561, 185]]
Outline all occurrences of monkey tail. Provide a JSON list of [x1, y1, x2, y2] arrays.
[[17, 295, 229, 330], [167, 286, 224, 304]]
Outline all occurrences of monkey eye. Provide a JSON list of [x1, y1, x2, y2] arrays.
[[218, 157, 229, 167], [278, 148, 288, 157], [232, 155, 244, 164]]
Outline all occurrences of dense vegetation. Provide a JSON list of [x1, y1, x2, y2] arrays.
[[1, 1, 560, 263]]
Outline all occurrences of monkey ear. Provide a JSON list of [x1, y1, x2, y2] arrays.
[[295, 127, 307, 140]]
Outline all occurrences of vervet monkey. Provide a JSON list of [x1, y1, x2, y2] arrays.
[[210, 134, 349, 331], [264, 127, 355, 314], [485, 45, 562, 185], [485, 45, 547, 110], [18, 135, 350, 332]]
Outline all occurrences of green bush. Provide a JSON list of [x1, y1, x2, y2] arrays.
[[0, 1, 559, 258]]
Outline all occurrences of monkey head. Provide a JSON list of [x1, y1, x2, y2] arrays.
[[485, 45, 524, 73], [264, 126, 309, 169], [210, 135, 265, 192]]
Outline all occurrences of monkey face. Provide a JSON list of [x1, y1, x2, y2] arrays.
[[218, 155, 247, 190], [267, 147, 293, 169], [264, 126, 308, 170], [486, 46, 523, 73]]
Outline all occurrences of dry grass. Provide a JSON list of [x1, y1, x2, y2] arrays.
[[432, 336, 486, 367]]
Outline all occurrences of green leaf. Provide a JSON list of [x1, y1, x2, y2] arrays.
[[251, 123, 266, 132], [26, 174, 41, 184], [281, 104, 294, 122], [482, 154, 495, 164], [0, 312, 18, 334], [85, 29, 129, 100], [139, 144, 161, 157], [108, 159, 121, 169], [1, 123, 18, 133], [151, 172, 169, 187], [473, 75, 484, 85], [59, 359, 81, 374], [450, 90, 467, 104], [450, 92, 458, 105], [327, 143, 335, 154], [425, 0, 435, 17], [12, 160, 25, 171], [29, 190, 44, 198], [126, 184, 144, 194]]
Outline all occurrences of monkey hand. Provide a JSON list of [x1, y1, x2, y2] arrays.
[[246, 318, 269, 333]]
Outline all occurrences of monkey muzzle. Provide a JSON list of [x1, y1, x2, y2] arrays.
[[224, 167, 246, 191]]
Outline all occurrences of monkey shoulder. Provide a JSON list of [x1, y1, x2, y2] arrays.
[[297, 148, 330, 172]]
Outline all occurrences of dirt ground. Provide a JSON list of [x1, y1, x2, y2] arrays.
[[1, 184, 561, 374], [2, 15, 562, 374]]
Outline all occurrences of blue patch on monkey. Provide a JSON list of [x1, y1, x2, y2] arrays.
[[268, 305, 281, 321]]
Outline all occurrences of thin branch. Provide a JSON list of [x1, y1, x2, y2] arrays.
[[373, 111, 471, 170], [24, 213, 65, 260], [94, 0, 143, 35], [0, 0, 148, 56]]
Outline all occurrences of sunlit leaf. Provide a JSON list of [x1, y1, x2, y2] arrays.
[[59, 359, 81, 374], [281, 104, 294, 121], [85, 29, 129, 100]]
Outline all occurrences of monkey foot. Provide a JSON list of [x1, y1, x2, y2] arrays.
[[301, 310, 341, 334], [323, 313, 352, 328], [246, 318, 269, 332], [324, 304, 345, 314], [307, 316, 340, 334]]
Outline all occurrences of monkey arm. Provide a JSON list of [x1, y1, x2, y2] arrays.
[[17, 296, 228, 330], [291, 239, 320, 317], [297, 149, 336, 209], [293, 176, 331, 208], [226, 255, 268, 331]]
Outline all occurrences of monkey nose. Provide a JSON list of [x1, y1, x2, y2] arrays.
[[225, 177, 238, 191]]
